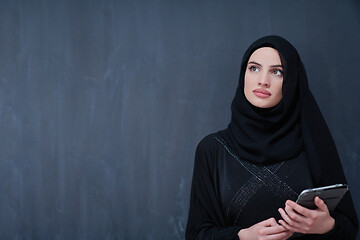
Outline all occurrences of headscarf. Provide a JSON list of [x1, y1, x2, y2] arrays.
[[222, 36, 303, 164], [220, 35, 358, 232]]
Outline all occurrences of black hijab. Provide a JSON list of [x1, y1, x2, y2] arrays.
[[220, 35, 358, 233], [223, 36, 303, 164]]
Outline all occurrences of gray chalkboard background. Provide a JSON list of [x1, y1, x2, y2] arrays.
[[0, 0, 359, 239]]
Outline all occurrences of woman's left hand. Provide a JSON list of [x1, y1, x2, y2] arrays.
[[277, 196, 335, 234]]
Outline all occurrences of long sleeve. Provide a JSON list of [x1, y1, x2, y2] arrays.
[[185, 138, 241, 240], [317, 196, 358, 240], [323, 209, 358, 239]]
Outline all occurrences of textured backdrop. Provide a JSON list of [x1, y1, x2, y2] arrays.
[[0, 0, 359, 239]]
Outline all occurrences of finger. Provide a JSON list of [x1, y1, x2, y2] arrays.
[[261, 217, 279, 227], [284, 205, 307, 224], [279, 231, 293, 240], [261, 225, 288, 235], [286, 200, 312, 218], [278, 209, 302, 230], [278, 219, 303, 233], [279, 219, 311, 234], [281, 232, 294, 240], [314, 196, 329, 212], [269, 218, 279, 227], [278, 219, 290, 230], [278, 208, 295, 226], [262, 230, 292, 240]]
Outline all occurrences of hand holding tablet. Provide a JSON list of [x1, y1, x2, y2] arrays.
[[277, 184, 347, 235], [296, 184, 348, 211]]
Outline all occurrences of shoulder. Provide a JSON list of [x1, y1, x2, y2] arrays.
[[194, 130, 228, 165], [196, 132, 223, 154], [192, 133, 219, 174]]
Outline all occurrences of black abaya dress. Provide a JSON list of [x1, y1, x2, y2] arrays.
[[186, 132, 356, 239], [186, 36, 358, 240]]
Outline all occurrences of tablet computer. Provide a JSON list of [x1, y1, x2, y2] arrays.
[[296, 184, 348, 211]]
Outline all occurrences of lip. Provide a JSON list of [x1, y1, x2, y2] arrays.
[[253, 89, 271, 98]]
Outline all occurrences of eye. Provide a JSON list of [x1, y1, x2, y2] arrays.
[[273, 69, 283, 76], [249, 66, 259, 72]]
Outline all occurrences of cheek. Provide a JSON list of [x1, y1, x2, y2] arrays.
[[244, 73, 253, 102], [273, 81, 284, 98], [244, 72, 255, 92]]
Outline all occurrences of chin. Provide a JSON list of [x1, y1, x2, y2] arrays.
[[249, 100, 269, 108], [255, 104, 271, 108], [251, 100, 276, 109]]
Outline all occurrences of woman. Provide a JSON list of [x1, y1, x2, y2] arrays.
[[185, 36, 358, 240]]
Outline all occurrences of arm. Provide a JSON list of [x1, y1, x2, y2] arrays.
[[186, 140, 241, 240]]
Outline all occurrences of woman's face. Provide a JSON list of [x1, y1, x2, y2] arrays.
[[244, 47, 284, 108]]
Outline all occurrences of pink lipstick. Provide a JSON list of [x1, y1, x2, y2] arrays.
[[253, 89, 271, 98]]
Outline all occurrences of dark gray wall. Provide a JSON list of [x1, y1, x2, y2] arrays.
[[0, 0, 359, 239]]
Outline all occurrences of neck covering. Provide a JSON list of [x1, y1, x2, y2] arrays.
[[220, 35, 358, 231]]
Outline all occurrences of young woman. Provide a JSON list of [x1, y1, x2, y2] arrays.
[[186, 36, 358, 240]]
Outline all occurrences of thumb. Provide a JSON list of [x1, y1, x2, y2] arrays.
[[314, 196, 328, 212]]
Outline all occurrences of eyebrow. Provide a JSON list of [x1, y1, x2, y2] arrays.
[[248, 61, 283, 68]]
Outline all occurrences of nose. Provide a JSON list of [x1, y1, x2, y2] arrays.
[[258, 73, 270, 87]]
